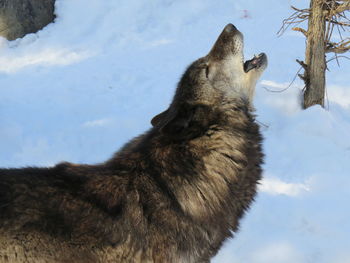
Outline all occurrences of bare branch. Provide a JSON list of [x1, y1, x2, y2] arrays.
[[326, 55, 350, 63], [292, 27, 308, 36], [326, 18, 350, 26], [325, 17, 334, 43], [262, 67, 303, 93], [324, 1, 350, 16], [291, 6, 310, 13], [326, 47, 350, 53], [326, 39, 350, 53], [296, 59, 308, 69], [278, 6, 310, 36], [333, 1, 350, 14], [298, 73, 307, 81]]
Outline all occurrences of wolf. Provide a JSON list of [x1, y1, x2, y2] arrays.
[[0, 24, 267, 263]]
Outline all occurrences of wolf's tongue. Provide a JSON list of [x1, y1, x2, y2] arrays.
[[243, 58, 257, 73], [244, 54, 262, 73]]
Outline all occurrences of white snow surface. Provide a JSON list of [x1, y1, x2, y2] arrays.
[[1, 0, 350, 262]]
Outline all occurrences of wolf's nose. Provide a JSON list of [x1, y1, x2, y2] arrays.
[[224, 23, 237, 32]]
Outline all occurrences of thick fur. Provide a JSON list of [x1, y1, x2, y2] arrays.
[[0, 24, 267, 263]]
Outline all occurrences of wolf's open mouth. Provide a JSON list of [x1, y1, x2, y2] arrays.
[[244, 53, 266, 73]]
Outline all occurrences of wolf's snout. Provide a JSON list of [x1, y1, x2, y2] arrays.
[[224, 23, 237, 32]]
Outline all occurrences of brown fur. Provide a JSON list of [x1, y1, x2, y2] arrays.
[[0, 24, 267, 263]]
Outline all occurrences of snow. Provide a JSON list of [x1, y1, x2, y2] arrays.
[[1, 0, 350, 262], [259, 177, 310, 197]]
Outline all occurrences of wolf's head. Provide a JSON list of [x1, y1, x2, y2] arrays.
[[152, 24, 267, 139], [205, 23, 267, 102]]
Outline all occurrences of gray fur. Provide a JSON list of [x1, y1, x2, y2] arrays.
[[0, 24, 267, 263]]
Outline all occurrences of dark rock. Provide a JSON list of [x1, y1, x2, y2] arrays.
[[0, 0, 55, 41]]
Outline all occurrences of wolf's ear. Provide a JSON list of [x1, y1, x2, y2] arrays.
[[160, 106, 195, 136], [151, 104, 210, 139], [151, 109, 169, 127], [151, 106, 194, 135]]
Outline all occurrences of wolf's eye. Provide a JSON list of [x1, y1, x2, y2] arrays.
[[205, 66, 209, 79]]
